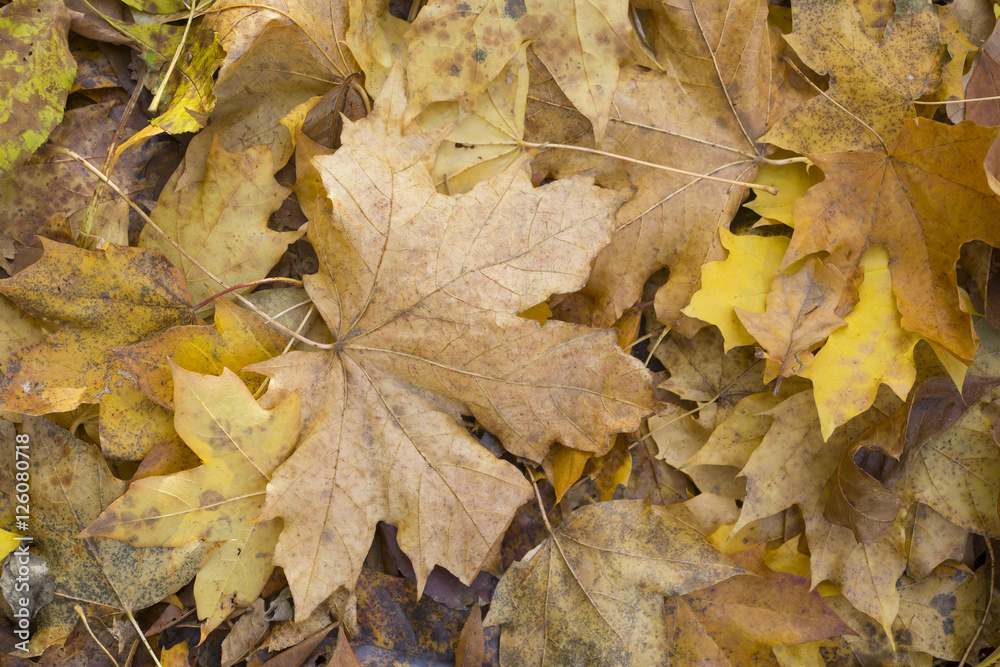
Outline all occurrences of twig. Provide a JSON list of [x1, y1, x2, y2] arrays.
[[958, 538, 996, 667], [149, 0, 199, 113], [526, 470, 556, 537], [644, 326, 669, 367], [622, 326, 665, 352], [75, 606, 121, 667], [518, 141, 778, 194], [193, 277, 303, 312], [48, 148, 335, 350]]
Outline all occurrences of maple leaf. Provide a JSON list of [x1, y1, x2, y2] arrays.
[[895, 563, 990, 661], [683, 230, 791, 351], [112, 298, 288, 409], [783, 118, 1000, 361], [403, 0, 657, 141], [0, 0, 75, 178], [802, 246, 920, 439], [0, 418, 211, 654], [139, 136, 303, 306], [965, 18, 1000, 126], [736, 257, 848, 382], [665, 546, 850, 665], [345, 0, 408, 97], [744, 161, 823, 226], [0, 100, 161, 246], [762, 0, 945, 154], [483, 499, 745, 667], [247, 64, 656, 619], [0, 240, 197, 416], [653, 326, 765, 431], [525, 0, 783, 330], [82, 365, 302, 637]]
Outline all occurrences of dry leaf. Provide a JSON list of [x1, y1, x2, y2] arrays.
[[247, 64, 655, 619], [484, 499, 745, 667], [736, 257, 848, 383], [82, 365, 301, 637]]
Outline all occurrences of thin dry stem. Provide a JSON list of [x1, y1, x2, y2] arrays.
[[149, 0, 199, 113], [193, 277, 304, 312], [519, 141, 778, 194], [781, 57, 887, 152], [75, 606, 121, 667], [49, 147, 334, 350], [958, 538, 996, 667]]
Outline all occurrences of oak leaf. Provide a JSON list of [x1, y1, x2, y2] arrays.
[[736, 257, 848, 382], [247, 64, 655, 619], [781, 118, 1000, 362], [81, 365, 302, 638], [0, 0, 75, 178], [483, 499, 745, 667]]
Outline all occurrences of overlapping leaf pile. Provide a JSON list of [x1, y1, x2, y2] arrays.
[[1, 0, 1000, 664]]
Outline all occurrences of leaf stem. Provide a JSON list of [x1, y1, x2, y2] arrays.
[[757, 156, 812, 166], [48, 148, 335, 350], [526, 469, 556, 538], [75, 606, 121, 667], [192, 277, 304, 312], [780, 57, 887, 152], [518, 141, 778, 194], [958, 538, 996, 667], [149, 0, 199, 113]]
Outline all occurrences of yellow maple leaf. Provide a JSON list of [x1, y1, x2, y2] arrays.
[[803, 246, 921, 440], [81, 365, 302, 638], [683, 229, 790, 351]]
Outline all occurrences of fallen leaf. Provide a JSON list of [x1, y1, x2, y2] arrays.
[[624, 437, 692, 507], [899, 389, 1000, 538], [736, 257, 848, 383], [81, 365, 302, 637], [112, 298, 288, 410], [733, 388, 893, 535], [665, 546, 850, 665], [247, 64, 655, 619], [803, 495, 908, 642], [745, 161, 823, 226], [781, 118, 1000, 361], [0, 240, 196, 416], [0, 100, 162, 246], [895, 563, 989, 660], [653, 326, 766, 430], [484, 499, 745, 667], [0, 0, 76, 178], [802, 245, 921, 439], [421, 43, 530, 194], [527, 0, 780, 330], [824, 408, 907, 543], [649, 411, 746, 500], [455, 607, 484, 667], [354, 568, 498, 666], [0, 417, 210, 654], [762, 0, 945, 154], [139, 136, 303, 305], [683, 229, 791, 351], [963, 17, 1000, 126], [345, 0, 408, 98], [404, 0, 657, 141], [901, 503, 969, 581]]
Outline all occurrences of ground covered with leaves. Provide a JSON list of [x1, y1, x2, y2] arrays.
[[1, 0, 1000, 664]]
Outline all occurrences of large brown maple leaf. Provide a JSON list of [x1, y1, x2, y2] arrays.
[[248, 65, 657, 619]]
